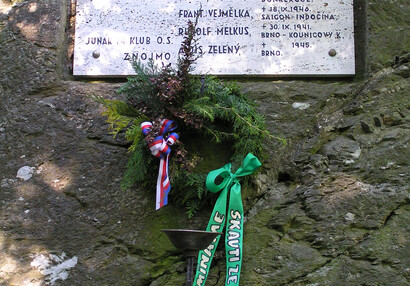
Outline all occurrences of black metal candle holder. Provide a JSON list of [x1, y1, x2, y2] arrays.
[[161, 229, 222, 286]]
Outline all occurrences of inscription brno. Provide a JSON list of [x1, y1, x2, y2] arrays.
[[73, 0, 355, 76]]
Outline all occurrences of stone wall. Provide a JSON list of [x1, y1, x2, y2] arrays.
[[0, 0, 408, 285]]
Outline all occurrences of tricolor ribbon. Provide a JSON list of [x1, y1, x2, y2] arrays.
[[141, 119, 179, 210], [193, 153, 262, 286]]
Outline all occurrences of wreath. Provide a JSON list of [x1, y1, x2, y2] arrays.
[[94, 21, 285, 216]]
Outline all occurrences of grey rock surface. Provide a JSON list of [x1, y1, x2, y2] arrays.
[[0, 0, 408, 285]]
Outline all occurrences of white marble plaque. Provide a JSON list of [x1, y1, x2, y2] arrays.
[[73, 0, 355, 76]]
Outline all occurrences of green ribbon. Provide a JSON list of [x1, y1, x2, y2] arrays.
[[193, 153, 262, 286]]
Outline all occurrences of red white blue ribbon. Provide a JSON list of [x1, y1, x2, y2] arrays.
[[141, 119, 178, 210]]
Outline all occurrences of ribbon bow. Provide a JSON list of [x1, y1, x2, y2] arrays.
[[194, 153, 262, 286], [141, 119, 179, 210]]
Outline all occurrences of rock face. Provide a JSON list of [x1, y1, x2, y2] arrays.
[[0, 1, 408, 285]]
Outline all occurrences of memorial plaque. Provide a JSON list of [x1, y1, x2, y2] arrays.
[[73, 0, 355, 76]]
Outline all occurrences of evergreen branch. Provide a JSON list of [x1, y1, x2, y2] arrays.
[[91, 95, 148, 140], [202, 125, 236, 142], [213, 105, 286, 144], [125, 123, 145, 152], [183, 97, 215, 121], [91, 95, 140, 117], [121, 142, 153, 190]]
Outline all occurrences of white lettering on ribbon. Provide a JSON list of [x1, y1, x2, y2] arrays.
[[196, 211, 225, 285]]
